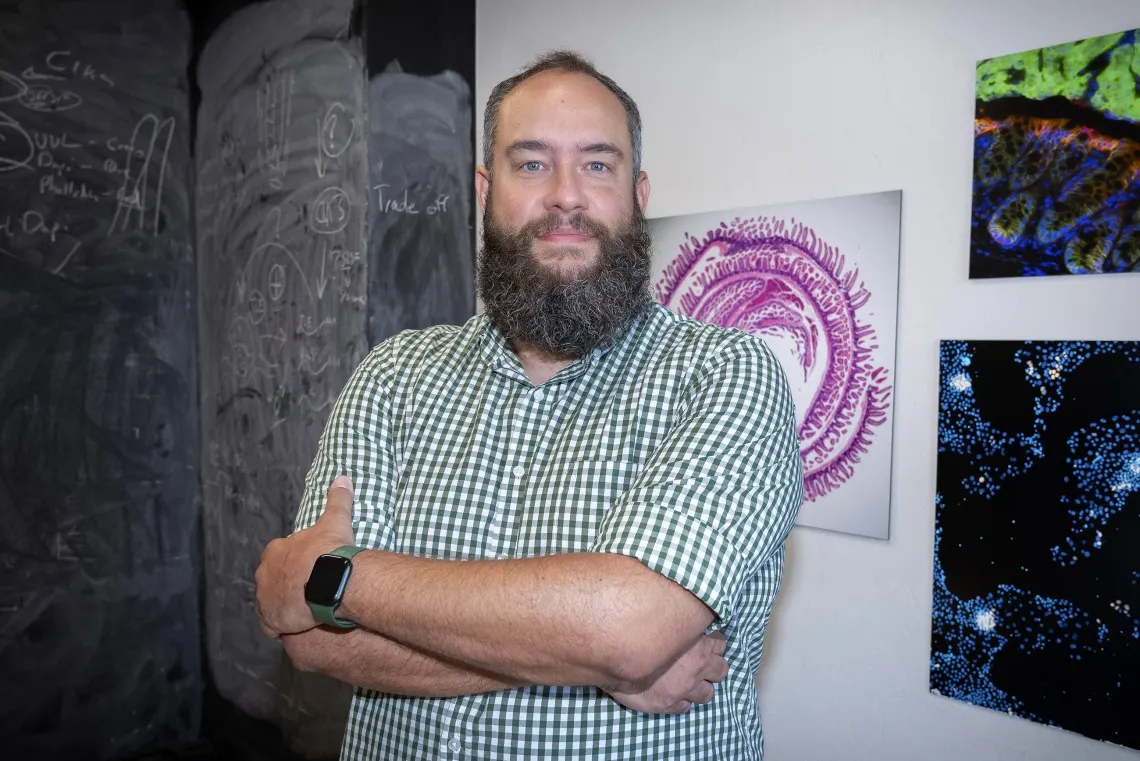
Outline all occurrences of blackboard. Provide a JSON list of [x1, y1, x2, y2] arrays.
[[0, 1, 200, 758], [195, 0, 364, 756], [1, 0, 476, 756], [366, 62, 475, 344]]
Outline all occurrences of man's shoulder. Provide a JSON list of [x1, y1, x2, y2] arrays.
[[636, 302, 777, 370], [353, 313, 487, 385]]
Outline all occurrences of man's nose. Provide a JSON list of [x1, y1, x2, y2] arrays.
[[544, 164, 586, 214]]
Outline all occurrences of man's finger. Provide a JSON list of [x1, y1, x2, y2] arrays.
[[708, 631, 727, 656], [689, 681, 714, 705], [321, 475, 355, 521], [701, 654, 729, 682]]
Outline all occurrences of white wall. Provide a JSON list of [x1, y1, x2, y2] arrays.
[[476, 1, 1140, 759]]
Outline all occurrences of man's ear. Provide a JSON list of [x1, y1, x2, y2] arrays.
[[635, 170, 650, 215], [476, 165, 490, 212]]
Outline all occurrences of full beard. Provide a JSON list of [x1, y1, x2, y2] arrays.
[[477, 198, 654, 360]]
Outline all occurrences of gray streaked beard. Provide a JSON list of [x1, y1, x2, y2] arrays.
[[477, 200, 654, 360]]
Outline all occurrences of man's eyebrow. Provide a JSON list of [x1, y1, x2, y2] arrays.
[[504, 139, 625, 160], [578, 142, 624, 159], [505, 139, 553, 155]]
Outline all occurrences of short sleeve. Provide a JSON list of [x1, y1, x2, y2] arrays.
[[293, 345, 398, 553], [590, 335, 804, 630]]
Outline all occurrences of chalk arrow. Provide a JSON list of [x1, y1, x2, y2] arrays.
[[315, 241, 329, 299]]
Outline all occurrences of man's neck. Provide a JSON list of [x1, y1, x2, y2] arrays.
[[511, 340, 577, 386]]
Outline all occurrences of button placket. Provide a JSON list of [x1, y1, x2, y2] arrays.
[[438, 699, 462, 760], [492, 385, 530, 561]]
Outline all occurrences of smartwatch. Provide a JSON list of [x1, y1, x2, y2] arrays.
[[304, 545, 366, 628]]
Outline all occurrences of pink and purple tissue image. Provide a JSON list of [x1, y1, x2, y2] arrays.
[[649, 191, 901, 539]]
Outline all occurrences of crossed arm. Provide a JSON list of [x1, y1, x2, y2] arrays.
[[262, 478, 723, 711], [285, 573, 724, 713], [281, 624, 524, 697]]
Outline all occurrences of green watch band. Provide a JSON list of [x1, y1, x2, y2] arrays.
[[307, 544, 366, 628]]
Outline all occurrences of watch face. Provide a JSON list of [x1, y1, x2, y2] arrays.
[[305, 554, 352, 607]]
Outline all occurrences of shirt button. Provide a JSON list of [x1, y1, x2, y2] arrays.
[[512, 465, 525, 477], [448, 738, 462, 752], [532, 388, 545, 401]]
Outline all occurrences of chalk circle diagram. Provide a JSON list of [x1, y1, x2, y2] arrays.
[[0, 70, 33, 173], [319, 102, 355, 159], [650, 190, 902, 539]]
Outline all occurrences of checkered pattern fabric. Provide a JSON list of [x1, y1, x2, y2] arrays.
[[294, 302, 804, 760]]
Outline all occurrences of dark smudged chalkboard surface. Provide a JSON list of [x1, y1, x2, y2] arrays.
[[0, 1, 200, 758]]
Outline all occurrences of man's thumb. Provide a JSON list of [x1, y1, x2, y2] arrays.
[[325, 475, 354, 521]]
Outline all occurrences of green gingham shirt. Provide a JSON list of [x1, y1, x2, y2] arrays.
[[295, 302, 804, 760]]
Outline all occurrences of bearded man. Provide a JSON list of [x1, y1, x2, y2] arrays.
[[255, 49, 804, 760]]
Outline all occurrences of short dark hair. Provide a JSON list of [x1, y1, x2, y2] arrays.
[[482, 50, 643, 180]]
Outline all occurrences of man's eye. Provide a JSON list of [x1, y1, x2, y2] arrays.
[[522, 161, 543, 172], [587, 162, 608, 172]]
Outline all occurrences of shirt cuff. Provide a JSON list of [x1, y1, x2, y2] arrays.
[[590, 503, 746, 631]]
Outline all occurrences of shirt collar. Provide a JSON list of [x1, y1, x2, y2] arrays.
[[476, 308, 648, 386]]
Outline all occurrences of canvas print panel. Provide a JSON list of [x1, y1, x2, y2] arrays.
[[970, 29, 1140, 278], [649, 191, 901, 539], [932, 340, 1140, 750]]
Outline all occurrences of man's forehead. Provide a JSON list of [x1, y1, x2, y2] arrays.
[[498, 70, 629, 152]]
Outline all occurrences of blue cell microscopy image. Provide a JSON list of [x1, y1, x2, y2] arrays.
[[932, 340, 1140, 749]]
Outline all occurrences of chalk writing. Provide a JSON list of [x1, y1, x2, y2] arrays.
[[18, 64, 64, 81], [297, 314, 334, 336], [257, 69, 293, 190], [1, 66, 84, 113], [20, 84, 83, 112], [329, 246, 360, 271], [37, 151, 72, 174], [319, 103, 353, 158], [268, 263, 286, 301], [33, 131, 82, 150], [248, 290, 267, 324], [0, 210, 67, 241], [39, 174, 101, 201], [315, 102, 353, 178], [374, 183, 449, 215], [44, 50, 116, 87], [109, 113, 175, 236], [310, 186, 350, 234], [106, 136, 149, 157]]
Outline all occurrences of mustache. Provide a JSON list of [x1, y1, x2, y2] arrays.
[[518, 212, 608, 240]]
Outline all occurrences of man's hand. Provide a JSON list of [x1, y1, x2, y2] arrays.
[[606, 631, 728, 714], [255, 476, 356, 638]]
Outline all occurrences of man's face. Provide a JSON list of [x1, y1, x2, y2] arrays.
[[477, 69, 650, 282], [474, 70, 654, 359]]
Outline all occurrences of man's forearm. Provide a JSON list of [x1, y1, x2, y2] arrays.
[[338, 550, 714, 689], [283, 625, 526, 697]]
